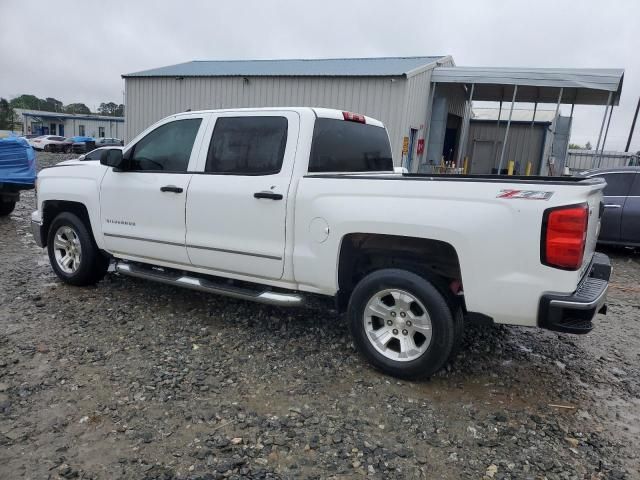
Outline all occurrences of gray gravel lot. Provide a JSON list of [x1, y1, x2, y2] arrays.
[[0, 152, 639, 479]]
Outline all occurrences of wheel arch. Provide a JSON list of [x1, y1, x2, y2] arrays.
[[336, 233, 463, 312], [42, 200, 95, 248]]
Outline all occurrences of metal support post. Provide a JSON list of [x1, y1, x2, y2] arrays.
[[597, 105, 614, 168], [545, 88, 564, 175], [456, 83, 475, 167], [524, 101, 538, 174], [594, 91, 613, 157], [497, 85, 518, 173], [625, 96, 640, 153], [491, 98, 503, 168], [420, 82, 437, 172]]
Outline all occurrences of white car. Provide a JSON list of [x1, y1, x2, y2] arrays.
[[27, 135, 45, 148], [31, 135, 67, 152], [31, 107, 610, 379], [56, 146, 124, 165]]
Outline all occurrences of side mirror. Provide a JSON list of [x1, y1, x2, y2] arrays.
[[78, 154, 86, 161], [100, 149, 124, 169]]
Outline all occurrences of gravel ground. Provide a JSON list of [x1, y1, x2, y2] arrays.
[[0, 152, 639, 479]]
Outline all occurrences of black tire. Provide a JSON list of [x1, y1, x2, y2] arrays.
[[44, 144, 51, 152], [47, 212, 110, 286], [348, 268, 456, 379], [0, 200, 16, 216]]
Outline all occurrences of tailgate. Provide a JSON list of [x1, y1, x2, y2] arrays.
[[580, 185, 606, 276]]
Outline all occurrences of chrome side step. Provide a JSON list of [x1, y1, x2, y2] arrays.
[[114, 262, 304, 307]]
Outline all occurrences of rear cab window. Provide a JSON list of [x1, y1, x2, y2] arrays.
[[308, 117, 393, 173]]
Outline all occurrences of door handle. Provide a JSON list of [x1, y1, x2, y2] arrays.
[[604, 204, 621, 209], [160, 185, 183, 193], [254, 191, 283, 200]]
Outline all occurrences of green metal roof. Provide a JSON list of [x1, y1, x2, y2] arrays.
[[123, 56, 448, 78]]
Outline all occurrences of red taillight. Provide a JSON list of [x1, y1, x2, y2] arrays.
[[342, 111, 366, 123], [542, 204, 588, 270]]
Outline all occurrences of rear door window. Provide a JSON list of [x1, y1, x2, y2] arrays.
[[205, 116, 288, 175], [596, 173, 635, 196], [629, 173, 640, 196], [309, 118, 393, 173]]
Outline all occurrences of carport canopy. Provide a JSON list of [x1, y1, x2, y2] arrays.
[[431, 66, 624, 105], [428, 66, 625, 174]]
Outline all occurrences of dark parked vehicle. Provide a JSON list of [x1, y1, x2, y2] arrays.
[[61, 136, 96, 153], [95, 137, 124, 147], [578, 167, 640, 247]]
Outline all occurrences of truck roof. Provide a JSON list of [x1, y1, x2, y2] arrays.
[[172, 107, 385, 128]]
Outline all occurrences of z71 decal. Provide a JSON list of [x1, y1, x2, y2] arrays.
[[497, 189, 554, 200]]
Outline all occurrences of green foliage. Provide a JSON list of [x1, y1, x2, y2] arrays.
[[568, 141, 594, 150], [9, 94, 64, 112], [65, 103, 91, 114], [98, 102, 124, 117], [9, 94, 42, 110], [0, 98, 15, 129], [9, 94, 124, 117]]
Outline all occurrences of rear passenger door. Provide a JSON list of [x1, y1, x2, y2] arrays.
[[621, 173, 640, 245], [593, 172, 634, 243], [185, 111, 299, 280]]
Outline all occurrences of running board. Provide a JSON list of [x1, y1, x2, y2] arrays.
[[114, 262, 304, 307]]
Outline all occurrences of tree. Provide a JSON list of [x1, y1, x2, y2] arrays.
[[9, 94, 64, 112], [98, 102, 118, 116], [43, 97, 63, 112], [585, 141, 593, 150], [10, 94, 43, 110], [0, 98, 15, 130], [568, 143, 583, 150], [65, 103, 91, 114], [98, 102, 125, 117]]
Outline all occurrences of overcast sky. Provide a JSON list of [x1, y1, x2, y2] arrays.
[[1, 0, 639, 150]]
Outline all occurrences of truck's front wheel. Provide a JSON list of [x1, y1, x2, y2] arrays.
[[47, 212, 110, 286], [348, 269, 456, 379]]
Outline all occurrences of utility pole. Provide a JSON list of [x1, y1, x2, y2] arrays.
[[625, 96, 640, 152]]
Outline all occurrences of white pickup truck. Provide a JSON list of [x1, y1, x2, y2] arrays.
[[31, 107, 611, 378]]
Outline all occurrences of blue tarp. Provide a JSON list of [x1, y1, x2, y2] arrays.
[[0, 136, 36, 186], [69, 136, 94, 143]]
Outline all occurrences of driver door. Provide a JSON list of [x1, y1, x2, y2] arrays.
[[100, 114, 209, 265]]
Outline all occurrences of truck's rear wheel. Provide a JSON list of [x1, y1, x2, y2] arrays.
[[47, 212, 109, 286], [348, 268, 456, 379], [0, 200, 16, 216]]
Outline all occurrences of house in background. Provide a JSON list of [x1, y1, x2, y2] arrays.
[[13, 108, 124, 139]]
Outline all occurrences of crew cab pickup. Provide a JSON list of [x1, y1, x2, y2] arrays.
[[31, 107, 610, 379]]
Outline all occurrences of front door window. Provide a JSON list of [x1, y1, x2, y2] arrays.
[[129, 118, 202, 172]]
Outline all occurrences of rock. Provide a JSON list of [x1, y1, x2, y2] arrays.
[[36, 343, 50, 353], [565, 437, 579, 448], [486, 464, 498, 478]]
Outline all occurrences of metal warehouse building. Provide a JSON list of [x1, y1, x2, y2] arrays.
[[123, 56, 460, 166], [123, 57, 623, 174]]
